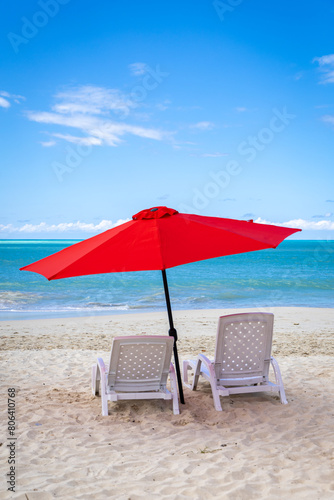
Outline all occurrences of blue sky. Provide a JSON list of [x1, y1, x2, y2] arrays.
[[1, 0, 334, 239]]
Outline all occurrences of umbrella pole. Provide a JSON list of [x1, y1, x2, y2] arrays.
[[161, 269, 185, 405]]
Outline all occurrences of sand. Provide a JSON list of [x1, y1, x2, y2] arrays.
[[0, 307, 333, 499]]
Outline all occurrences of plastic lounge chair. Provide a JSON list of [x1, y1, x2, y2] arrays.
[[92, 335, 180, 415], [183, 313, 287, 411]]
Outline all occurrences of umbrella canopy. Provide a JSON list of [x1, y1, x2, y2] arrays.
[[20, 206, 301, 279], [20, 206, 301, 404]]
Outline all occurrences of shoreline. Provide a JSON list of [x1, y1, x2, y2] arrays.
[[1, 307, 333, 357], [1, 304, 333, 322]]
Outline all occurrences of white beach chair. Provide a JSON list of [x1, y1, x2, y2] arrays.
[[92, 335, 180, 415], [183, 313, 287, 411]]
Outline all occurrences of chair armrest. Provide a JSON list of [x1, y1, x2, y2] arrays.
[[270, 356, 284, 386], [169, 362, 180, 414], [270, 356, 288, 404], [197, 353, 212, 367], [169, 362, 178, 392], [97, 357, 106, 373], [97, 357, 107, 394], [187, 353, 216, 391], [197, 353, 216, 379]]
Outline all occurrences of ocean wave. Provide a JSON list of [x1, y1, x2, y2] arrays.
[[85, 301, 129, 309], [128, 304, 163, 310], [0, 291, 43, 308], [0, 303, 130, 313]]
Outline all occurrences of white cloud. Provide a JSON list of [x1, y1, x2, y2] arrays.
[[190, 121, 215, 130], [235, 106, 257, 113], [156, 100, 171, 111], [200, 152, 229, 157], [129, 62, 149, 76], [312, 213, 332, 218], [0, 90, 24, 99], [293, 71, 304, 81], [40, 140, 56, 147], [322, 115, 334, 126], [320, 71, 334, 84], [26, 84, 169, 147], [2, 217, 334, 235], [0, 91, 25, 109], [0, 219, 131, 234], [313, 54, 334, 84], [52, 133, 102, 146], [313, 54, 334, 66], [0, 97, 10, 108], [53, 85, 135, 116], [254, 217, 334, 230]]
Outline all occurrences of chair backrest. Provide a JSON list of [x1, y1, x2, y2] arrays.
[[214, 313, 274, 385], [107, 336, 174, 392]]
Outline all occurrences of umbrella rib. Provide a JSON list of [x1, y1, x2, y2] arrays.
[[47, 219, 167, 279], [185, 216, 298, 247], [45, 222, 135, 280]]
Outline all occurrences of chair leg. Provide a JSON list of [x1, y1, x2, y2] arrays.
[[172, 389, 180, 415], [169, 363, 180, 415], [182, 360, 193, 389], [172, 393, 179, 415], [101, 393, 109, 416], [183, 358, 223, 410], [91, 364, 100, 396], [182, 359, 201, 391], [210, 383, 223, 411], [192, 360, 202, 391], [271, 357, 288, 404], [197, 358, 224, 411], [279, 385, 288, 405]]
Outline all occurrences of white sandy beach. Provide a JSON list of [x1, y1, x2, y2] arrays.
[[0, 307, 333, 499]]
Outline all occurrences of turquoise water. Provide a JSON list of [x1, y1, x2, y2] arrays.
[[0, 239, 333, 320]]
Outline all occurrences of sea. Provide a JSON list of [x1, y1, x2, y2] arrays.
[[0, 239, 333, 320]]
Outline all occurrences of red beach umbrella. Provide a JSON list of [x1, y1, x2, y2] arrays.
[[20, 206, 301, 403]]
